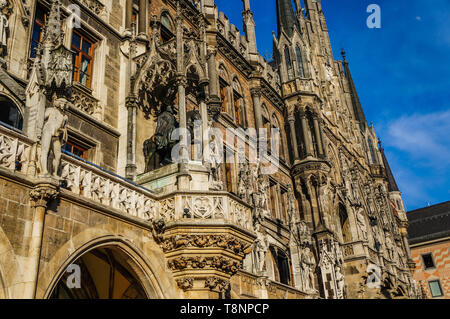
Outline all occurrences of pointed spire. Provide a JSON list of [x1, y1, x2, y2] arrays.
[[341, 49, 367, 132], [276, 0, 298, 38], [379, 140, 400, 192]]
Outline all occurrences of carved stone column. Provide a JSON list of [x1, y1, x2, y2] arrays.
[[207, 48, 219, 99], [288, 114, 300, 162], [312, 113, 324, 157], [177, 76, 191, 190], [126, 96, 137, 180], [138, 0, 148, 39], [125, 0, 133, 30], [251, 88, 263, 131], [24, 182, 59, 299]]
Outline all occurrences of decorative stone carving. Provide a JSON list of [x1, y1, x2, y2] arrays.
[[0, 133, 29, 173], [356, 208, 368, 241], [176, 277, 194, 291], [318, 239, 345, 299], [168, 256, 240, 275], [39, 94, 69, 178], [30, 184, 59, 208], [161, 234, 249, 256], [205, 277, 229, 292]]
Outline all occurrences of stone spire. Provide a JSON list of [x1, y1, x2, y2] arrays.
[[379, 141, 400, 192], [242, 0, 259, 65], [341, 49, 367, 132], [276, 0, 298, 38]]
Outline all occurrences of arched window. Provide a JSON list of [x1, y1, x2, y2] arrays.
[[160, 12, 175, 42], [0, 96, 23, 130], [271, 114, 285, 160], [218, 65, 230, 114], [232, 78, 246, 127], [284, 46, 294, 80], [269, 246, 291, 285], [296, 46, 305, 78]]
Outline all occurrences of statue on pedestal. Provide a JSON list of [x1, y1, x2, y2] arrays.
[[39, 94, 68, 178]]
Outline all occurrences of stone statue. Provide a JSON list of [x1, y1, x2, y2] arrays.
[[300, 247, 316, 292], [385, 234, 394, 261], [286, 186, 297, 226], [207, 136, 223, 191], [40, 94, 69, 178], [254, 225, 269, 274], [356, 208, 368, 240], [335, 265, 345, 299], [143, 105, 178, 172], [0, 0, 9, 58]]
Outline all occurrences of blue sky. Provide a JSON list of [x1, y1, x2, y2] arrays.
[[214, 0, 450, 210]]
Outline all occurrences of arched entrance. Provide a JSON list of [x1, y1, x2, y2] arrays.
[[49, 246, 148, 299]]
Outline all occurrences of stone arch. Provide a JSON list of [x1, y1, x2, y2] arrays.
[[0, 224, 22, 299], [37, 227, 176, 299]]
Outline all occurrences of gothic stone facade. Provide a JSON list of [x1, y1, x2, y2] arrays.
[[0, 0, 417, 299]]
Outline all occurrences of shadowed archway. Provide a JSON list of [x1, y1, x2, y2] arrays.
[[49, 246, 147, 299]]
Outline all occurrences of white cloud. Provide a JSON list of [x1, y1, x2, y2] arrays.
[[383, 110, 450, 167]]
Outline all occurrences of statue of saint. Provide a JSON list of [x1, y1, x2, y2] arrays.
[[40, 94, 69, 177], [0, 1, 9, 58]]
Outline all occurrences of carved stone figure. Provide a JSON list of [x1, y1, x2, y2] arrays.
[[356, 208, 368, 240], [39, 94, 68, 177], [254, 225, 269, 274], [335, 265, 345, 299], [385, 234, 394, 261], [143, 105, 178, 172], [300, 247, 316, 292], [207, 136, 223, 190]]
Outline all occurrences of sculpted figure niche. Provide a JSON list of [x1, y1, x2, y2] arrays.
[[0, 0, 9, 59], [254, 224, 269, 274], [39, 94, 69, 178], [143, 101, 202, 172], [300, 246, 316, 292]]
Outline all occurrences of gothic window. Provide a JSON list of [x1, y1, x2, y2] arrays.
[[339, 204, 352, 243], [270, 246, 291, 285], [218, 65, 230, 114], [30, 4, 49, 58], [280, 187, 288, 224], [296, 46, 305, 78], [368, 138, 378, 164], [262, 104, 271, 147], [0, 96, 23, 131], [224, 147, 234, 193], [284, 46, 294, 80], [161, 12, 175, 42], [71, 30, 95, 88], [271, 114, 285, 160], [269, 181, 279, 219], [232, 78, 246, 127]]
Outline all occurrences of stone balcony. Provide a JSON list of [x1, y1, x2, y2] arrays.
[[0, 125, 256, 298]]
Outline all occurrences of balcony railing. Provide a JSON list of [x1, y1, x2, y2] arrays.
[[0, 126, 254, 233]]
